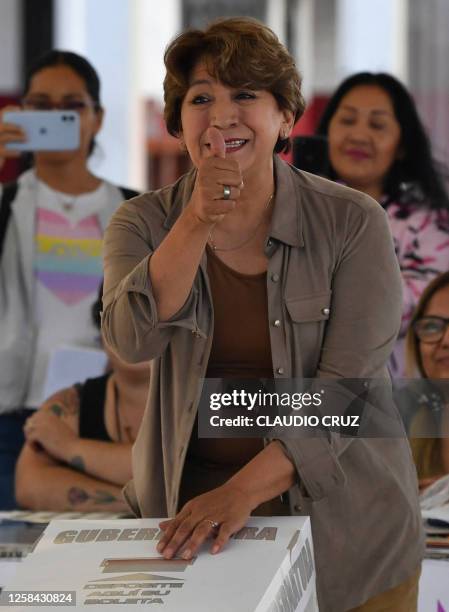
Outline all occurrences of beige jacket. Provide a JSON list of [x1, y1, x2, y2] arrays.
[[102, 157, 423, 612]]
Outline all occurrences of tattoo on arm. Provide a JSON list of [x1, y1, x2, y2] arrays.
[[68, 487, 89, 505], [69, 456, 86, 472], [94, 490, 118, 504], [50, 404, 63, 417], [61, 387, 80, 416], [45, 387, 80, 418], [67, 487, 119, 507]]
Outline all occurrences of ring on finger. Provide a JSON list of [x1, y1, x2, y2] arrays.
[[203, 519, 220, 530], [222, 185, 231, 200]]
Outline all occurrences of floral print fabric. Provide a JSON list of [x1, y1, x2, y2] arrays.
[[386, 200, 449, 377]]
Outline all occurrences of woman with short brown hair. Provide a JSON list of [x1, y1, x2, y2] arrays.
[[103, 18, 422, 611], [163, 17, 305, 149]]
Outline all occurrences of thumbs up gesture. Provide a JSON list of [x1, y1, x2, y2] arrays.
[[205, 126, 226, 160], [189, 127, 243, 225]]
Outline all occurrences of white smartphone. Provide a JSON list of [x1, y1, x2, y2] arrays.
[[4, 110, 80, 151]]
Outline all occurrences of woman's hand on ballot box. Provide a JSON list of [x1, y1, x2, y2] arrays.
[[157, 481, 253, 560]]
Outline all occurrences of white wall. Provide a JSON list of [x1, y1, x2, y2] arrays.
[[267, 0, 286, 44], [293, 0, 316, 102], [313, 0, 337, 93], [336, 0, 408, 83], [0, 0, 22, 93], [54, 0, 133, 186], [54, 0, 181, 189], [139, 0, 181, 102]]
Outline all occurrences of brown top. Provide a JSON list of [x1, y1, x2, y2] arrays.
[[186, 245, 269, 469], [103, 156, 423, 611], [206, 245, 273, 379]]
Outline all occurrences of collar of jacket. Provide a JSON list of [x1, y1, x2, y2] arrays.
[[162, 155, 304, 248]]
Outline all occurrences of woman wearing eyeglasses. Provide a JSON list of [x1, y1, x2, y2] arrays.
[[0, 50, 137, 509], [403, 271, 449, 491]]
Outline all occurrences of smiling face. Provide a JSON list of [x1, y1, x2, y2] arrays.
[[179, 61, 293, 181], [24, 64, 103, 164], [419, 284, 449, 379], [327, 84, 402, 200]]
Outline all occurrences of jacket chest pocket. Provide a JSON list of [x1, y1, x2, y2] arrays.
[[285, 292, 332, 373]]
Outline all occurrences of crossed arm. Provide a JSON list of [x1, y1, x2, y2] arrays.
[[15, 387, 131, 512]]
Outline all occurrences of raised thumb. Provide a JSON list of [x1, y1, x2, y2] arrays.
[[205, 127, 226, 159]]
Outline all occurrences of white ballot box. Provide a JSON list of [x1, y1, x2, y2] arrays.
[[1, 517, 318, 611]]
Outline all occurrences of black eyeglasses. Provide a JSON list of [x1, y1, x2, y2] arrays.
[[413, 316, 449, 343], [22, 99, 97, 112]]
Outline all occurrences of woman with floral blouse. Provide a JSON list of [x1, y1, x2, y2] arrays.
[[317, 72, 449, 377]]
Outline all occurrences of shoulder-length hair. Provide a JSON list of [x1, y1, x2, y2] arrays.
[[316, 72, 449, 211], [406, 271, 449, 377]]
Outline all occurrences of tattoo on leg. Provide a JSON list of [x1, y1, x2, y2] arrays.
[[69, 456, 85, 472]]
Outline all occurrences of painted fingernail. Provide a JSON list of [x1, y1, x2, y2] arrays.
[[211, 544, 219, 554], [164, 548, 173, 558], [156, 542, 164, 552], [182, 549, 191, 560]]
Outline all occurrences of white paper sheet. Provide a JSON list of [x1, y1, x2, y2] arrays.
[[43, 345, 108, 400]]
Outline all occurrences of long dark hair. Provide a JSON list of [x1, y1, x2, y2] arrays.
[[316, 72, 449, 211], [24, 50, 102, 156]]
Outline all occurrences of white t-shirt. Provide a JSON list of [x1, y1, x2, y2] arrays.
[[25, 179, 113, 407]]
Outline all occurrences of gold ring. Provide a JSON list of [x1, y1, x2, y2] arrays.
[[223, 185, 231, 200], [204, 519, 220, 529]]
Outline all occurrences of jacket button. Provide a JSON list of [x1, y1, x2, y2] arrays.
[[322, 307, 330, 315], [294, 504, 302, 512], [277, 367, 284, 375], [273, 319, 281, 327], [271, 273, 279, 282]]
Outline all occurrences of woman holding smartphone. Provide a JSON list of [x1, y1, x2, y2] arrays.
[[0, 50, 137, 509], [103, 19, 422, 611]]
